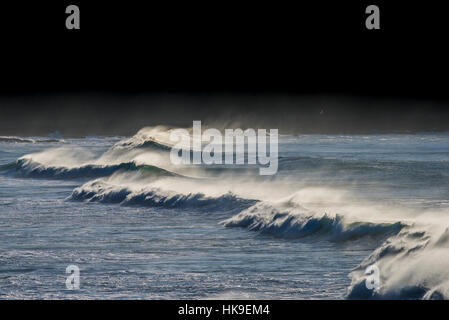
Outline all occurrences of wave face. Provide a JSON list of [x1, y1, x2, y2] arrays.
[[70, 178, 255, 211], [221, 197, 404, 242]]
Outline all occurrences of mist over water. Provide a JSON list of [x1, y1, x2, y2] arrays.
[[1, 126, 449, 299], [1, 94, 449, 136]]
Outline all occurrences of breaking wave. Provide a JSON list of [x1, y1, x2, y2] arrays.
[[221, 198, 404, 242], [1, 158, 176, 179], [1, 126, 185, 180], [108, 126, 177, 151], [69, 178, 255, 210], [220, 191, 449, 299], [347, 224, 449, 300], [221, 193, 449, 299]]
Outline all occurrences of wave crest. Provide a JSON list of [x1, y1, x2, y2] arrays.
[[221, 200, 403, 241], [3, 158, 175, 179]]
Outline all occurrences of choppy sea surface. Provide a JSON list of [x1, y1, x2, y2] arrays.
[[1, 129, 449, 299]]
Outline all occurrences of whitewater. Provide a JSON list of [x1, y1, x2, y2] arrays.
[[1, 127, 449, 299]]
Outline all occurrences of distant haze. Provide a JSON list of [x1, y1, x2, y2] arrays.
[[0, 94, 448, 136]]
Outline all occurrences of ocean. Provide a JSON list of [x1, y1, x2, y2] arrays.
[[1, 127, 449, 299]]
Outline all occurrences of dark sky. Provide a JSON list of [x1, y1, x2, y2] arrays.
[[1, 2, 448, 135]]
